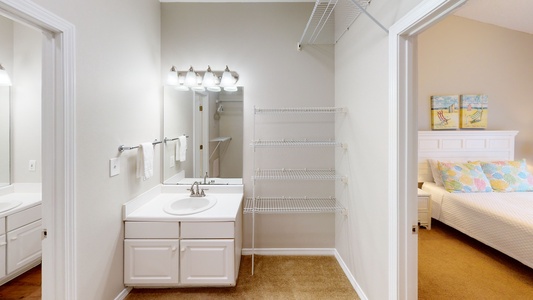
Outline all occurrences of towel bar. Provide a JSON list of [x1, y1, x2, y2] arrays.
[[118, 139, 162, 153], [164, 134, 189, 143]]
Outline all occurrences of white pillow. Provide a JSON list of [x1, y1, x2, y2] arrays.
[[429, 159, 444, 186]]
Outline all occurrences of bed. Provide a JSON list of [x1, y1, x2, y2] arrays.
[[418, 130, 533, 269]]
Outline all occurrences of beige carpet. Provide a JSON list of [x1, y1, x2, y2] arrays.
[[125, 255, 359, 300], [419, 220, 533, 299]]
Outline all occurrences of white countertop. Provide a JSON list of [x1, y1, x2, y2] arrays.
[[123, 185, 243, 222], [0, 192, 41, 218]]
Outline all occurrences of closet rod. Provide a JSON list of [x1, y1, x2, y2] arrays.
[[118, 139, 162, 153]]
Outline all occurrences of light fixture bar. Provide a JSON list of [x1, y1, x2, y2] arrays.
[[166, 65, 239, 92]]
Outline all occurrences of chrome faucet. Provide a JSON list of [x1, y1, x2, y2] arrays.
[[189, 181, 206, 197]]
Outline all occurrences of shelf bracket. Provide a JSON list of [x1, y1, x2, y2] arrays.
[[350, 0, 388, 34]]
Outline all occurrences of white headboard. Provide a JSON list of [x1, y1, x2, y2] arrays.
[[418, 130, 518, 182]]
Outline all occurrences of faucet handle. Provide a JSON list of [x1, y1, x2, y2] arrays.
[[200, 188, 208, 196]]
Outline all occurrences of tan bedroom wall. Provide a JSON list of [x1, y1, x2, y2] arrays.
[[417, 15, 533, 162]]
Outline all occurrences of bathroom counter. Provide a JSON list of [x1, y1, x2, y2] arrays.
[[0, 193, 41, 218], [123, 184, 243, 222]]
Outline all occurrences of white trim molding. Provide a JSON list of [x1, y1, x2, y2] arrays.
[[388, 0, 466, 299], [241, 247, 336, 256], [333, 249, 368, 300], [0, 0, 76, 299]]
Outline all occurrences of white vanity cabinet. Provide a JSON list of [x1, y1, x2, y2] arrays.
[[0, 203, 42, 285], [124, 222, 180, 286], [124, 219, 241, 287], [180, 221, 236, 286], [6, 204, 42, 275]]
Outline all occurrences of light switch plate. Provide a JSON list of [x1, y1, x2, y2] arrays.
[[109, 158, 120, 177], [29, 160, 36, 172]]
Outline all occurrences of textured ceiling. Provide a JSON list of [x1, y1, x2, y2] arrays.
[[454, 0, 533, 34]]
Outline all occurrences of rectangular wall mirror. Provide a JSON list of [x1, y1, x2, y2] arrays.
[[162, 86, 243, 185], [0, 86, 10, 187]]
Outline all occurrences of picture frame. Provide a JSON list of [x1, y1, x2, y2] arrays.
[[460, 94, 488, 129], [431, 95, 459, 130]]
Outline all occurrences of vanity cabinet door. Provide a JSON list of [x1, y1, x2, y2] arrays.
[[180, 239, 234, 286], [7, 219, 42, 274], [0, 234, 6, 280], [124, 239, 179, 286]]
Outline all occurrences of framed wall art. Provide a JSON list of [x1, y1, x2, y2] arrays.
[[460, 94, 488, 129], [431, 95, 459, 130]]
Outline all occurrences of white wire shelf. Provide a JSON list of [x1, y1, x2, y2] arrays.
[[298, 0, 372, 47], [251, 139, 345, 148], [254, 107, 346, 114], [252, 169, 345, 181], [244, 197, 346, 214]]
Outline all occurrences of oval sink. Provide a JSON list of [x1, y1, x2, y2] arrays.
[[163, 196, 217, 215], [0, 200, 23, 213]]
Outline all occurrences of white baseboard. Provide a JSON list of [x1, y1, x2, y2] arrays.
[[114, 287, 132, 300], [241, 248, 336, 256], [333, 249, 368, 300]]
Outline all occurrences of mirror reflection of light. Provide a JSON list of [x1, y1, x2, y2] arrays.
[[0, 64, 12, 86]]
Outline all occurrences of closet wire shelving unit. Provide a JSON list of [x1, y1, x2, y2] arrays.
[[298, 0, 387, 50], [247, 106, 348, 274]]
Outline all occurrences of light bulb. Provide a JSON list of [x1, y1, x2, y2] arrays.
[[166, 66, 178, 86], [0, 64, 12, 86], [202, 65, 216, 87], [184, 66, 198, 87], [219, 65, 236, 87]]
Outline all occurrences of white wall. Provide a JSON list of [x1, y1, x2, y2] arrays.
[[30, 0, 161, 299], [335, 0, 422, 299], [161, 3, 336, 249], [418, 16, 533, 162]]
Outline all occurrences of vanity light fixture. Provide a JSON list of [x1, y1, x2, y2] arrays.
[[0, 64, 12, 86], [165, 65, 239, 92], [219, 65, 238, 90]]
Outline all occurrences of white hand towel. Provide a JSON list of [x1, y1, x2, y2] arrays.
[[174, 140, 180, 162], [136, 143, 154, 180], [178, 136, 187, 162]]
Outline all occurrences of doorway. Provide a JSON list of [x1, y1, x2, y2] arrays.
[[388, 0, 467, 299], [0, 1, 75, 299]]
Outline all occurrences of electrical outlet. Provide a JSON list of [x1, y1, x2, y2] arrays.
[[109, 158, 120, 177], [170, 155, 175, 168], [29, 160, 36, 172]]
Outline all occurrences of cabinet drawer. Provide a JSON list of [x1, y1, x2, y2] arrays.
[[181, 222, 234, 238], [417, 197, 429, 210], [125, 222, 180, 239], [7, 204, 41, 231]]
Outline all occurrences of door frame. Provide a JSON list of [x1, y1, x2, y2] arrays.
[[0, 0, 76, 299], [388, 0, 466, 299]]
